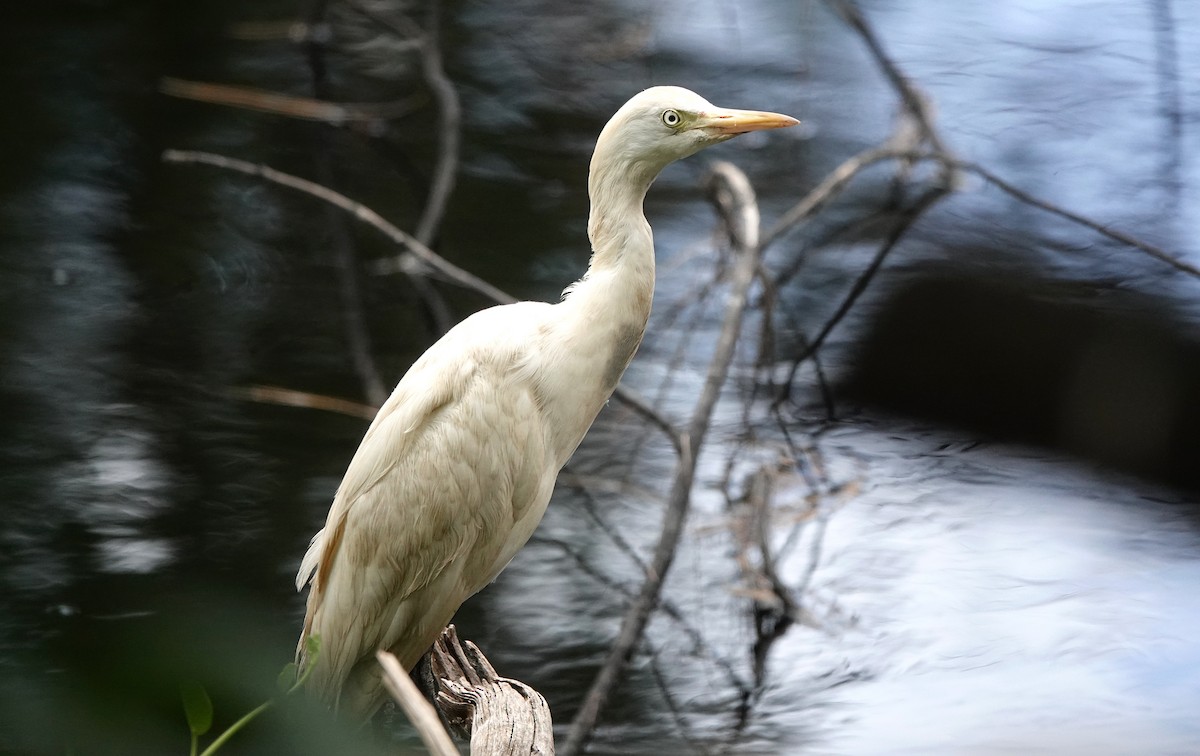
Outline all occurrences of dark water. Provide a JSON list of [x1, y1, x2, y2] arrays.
[[2, 0, 1198, 753]]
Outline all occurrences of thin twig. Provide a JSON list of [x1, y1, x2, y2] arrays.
[[766, 0, 953, 262], [226, 20, 320, 43], [953, 158, 1200, 279], [343, 0, 463, 333], [761, 146, 937, 249], [776, 185, 948, 405], [300, 18, 391, 406], [413, 0, 461, 247], [161, 148, 515, 304], [768, 149, 1200, 283], [159, 77, 421, 123], [822, 0, 949, 157], [747, 466, 800, 621], [535, 535, 752, 698], [340, 0, 462, 247], [557, 475, 652, 574], [645, 645, 716, 756], [611, 385, 685, 455], [228, 384, 377, 420], [1149, 0, 1184, 204]]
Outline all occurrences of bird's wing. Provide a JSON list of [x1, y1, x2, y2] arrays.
[[296, 303, 555, 692], [293, 363, 454, 594], [296, 303, 546, 593]]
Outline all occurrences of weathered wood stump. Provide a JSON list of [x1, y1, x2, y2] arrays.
[[379, 625, 554, 755]]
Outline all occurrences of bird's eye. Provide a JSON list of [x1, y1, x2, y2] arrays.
[[662, 109, 682, 128]]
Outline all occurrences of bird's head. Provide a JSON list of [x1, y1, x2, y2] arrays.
[[592, 86, 799, 187]]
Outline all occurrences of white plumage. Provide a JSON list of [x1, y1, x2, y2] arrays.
[[295, 86, 797, 719]]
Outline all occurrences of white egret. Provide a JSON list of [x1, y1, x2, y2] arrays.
[[296, 86, 797, 719]]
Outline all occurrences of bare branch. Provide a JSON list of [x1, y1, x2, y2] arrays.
[[776, 185, 948, 406], [762, 146, 938, 249], [413, 0, 462, 246], [610, 386, 685, 455], [227, 384, 377, 420], [226, 19, 330, 43], [339, 0, 462, 247], [298, 7, 392, 406], [822, 0, 949, 157], [376, 650, 460, 756], [159, 77, 421, 123], [744, 465, 800, 622], [534, 535, 752, 699], [161, 148, 515, 305], [953, 158, 1200, 279]]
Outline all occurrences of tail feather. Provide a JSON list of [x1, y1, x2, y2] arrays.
[[296, 527, 325, 591]]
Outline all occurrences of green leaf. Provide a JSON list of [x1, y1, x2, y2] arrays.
[[180, 682, 213, 737], [289, 634, 321, 690], [276, 662, 298, 694]]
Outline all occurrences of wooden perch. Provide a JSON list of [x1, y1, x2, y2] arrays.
[[379, 626, 554, 755], [430, 626, 554, 756]]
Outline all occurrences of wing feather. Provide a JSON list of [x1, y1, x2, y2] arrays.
[[295, 302, 558, 715]]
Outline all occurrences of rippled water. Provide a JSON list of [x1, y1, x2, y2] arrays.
[[788, 427, 1200, 754], [2, 0, 1198, 753]]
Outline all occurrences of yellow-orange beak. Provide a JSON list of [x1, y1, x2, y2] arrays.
[[700, 107, 800, 135]]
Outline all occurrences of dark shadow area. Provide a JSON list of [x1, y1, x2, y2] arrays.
[[838, 266, 1200, 495], [0, 582, 404, 755]]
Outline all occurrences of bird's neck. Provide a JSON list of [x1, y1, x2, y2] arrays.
[[570, 150, 658, 381], [579, 142, 662, 306], [535, 152, 658, 465], [585, 145, 658, 261]]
